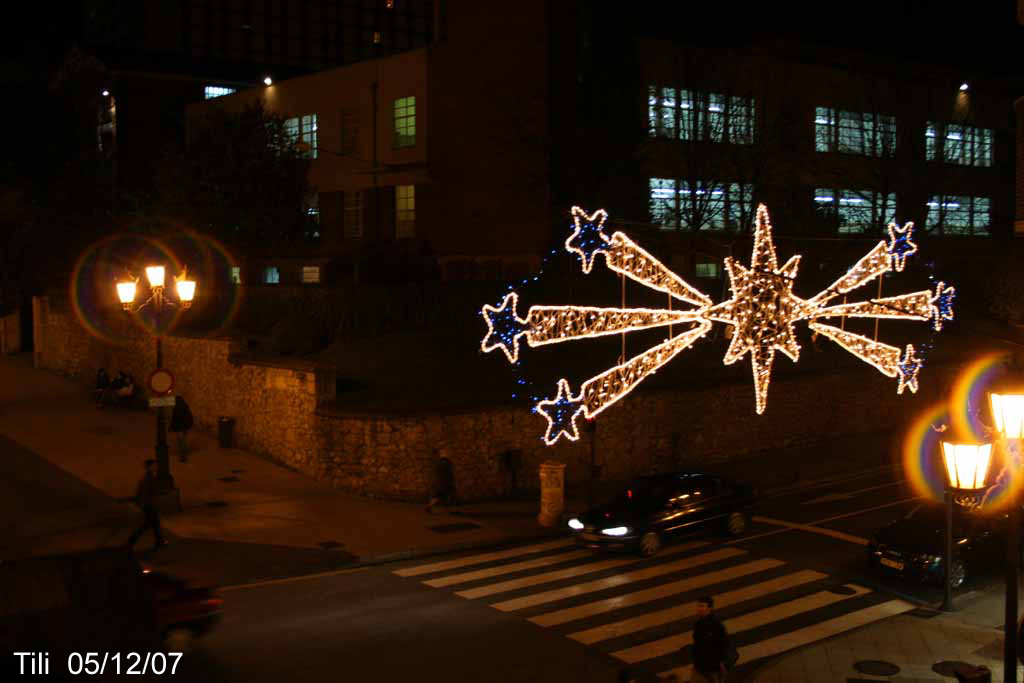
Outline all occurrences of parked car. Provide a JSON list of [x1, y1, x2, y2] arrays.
[[566, 473, 755, 556], [867, 502, 1011, 588], [0, 548, 222, 658]]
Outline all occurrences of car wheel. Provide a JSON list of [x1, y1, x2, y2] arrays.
[[725, 511, 748, 536], [640, 531, 662, 557], [163, 627, 195, 653], [949, 559, 966, 589]]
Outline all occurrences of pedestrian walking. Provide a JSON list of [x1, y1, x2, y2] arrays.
[[169, 396, 194, 461], [687, 595, 737, 683], [126, 459, 168, 551], [426, 451, 460, 514]]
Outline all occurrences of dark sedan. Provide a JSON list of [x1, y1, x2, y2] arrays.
[[867, 503, 1012, 588], [567, 473, 755, 556]]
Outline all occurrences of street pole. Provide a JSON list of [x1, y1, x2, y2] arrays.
[[154, 334, 173, 493], [1006, 471, 1019, 683], [942, 488, 955, 612]]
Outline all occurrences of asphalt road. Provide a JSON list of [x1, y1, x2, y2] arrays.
[[153, 464, 971, 683], [8, 433, 1007, 683]]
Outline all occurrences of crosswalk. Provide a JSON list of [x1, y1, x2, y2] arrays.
[[393, 536, 914, 679]]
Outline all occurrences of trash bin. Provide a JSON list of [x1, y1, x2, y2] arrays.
[[217, 417, 235, 449]]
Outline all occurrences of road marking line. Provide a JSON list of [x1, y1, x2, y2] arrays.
[[221, 566, 369, 591], [569, 569, 824, 645], [533, 558, 783, 628], [659, 598, 915, 679], [424, 549, 594, 587], [752, 516, 870, 546], [623, 583, 872, 665], [489, 546, 745, 612], [456, 541, 708, 600], [393, 538, 574, 577]]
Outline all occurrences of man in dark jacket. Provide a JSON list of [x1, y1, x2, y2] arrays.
[[127, 459, 167, 550], [690, 595, 730, 682], [169, 396, 194, 461]]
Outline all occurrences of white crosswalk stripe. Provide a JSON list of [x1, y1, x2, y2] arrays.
[[393, 538, 914, 677]]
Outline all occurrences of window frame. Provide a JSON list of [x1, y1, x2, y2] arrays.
[[395, 184, 415, 238], [647, 86, 755, 144], [815, 107, 896, 156], [649, 178, 753, 232], [814, 188, 896, 234], [393, 96, 416, 148], [926, 195, 990, 236], [284, 114, 318, 158]]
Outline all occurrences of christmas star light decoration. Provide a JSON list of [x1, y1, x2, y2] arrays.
[[886, 221, 918, 272], [480, 204, 955, 444], [536, 379, 585, 445]]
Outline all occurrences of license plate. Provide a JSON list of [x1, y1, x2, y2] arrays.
[[880, 557, 904, 570], [580, 533, 600, 541]]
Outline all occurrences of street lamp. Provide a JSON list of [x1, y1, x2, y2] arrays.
[[116, 266, 196, 495], [939, 441, 992, 611], [989, 387, 1024, 683]]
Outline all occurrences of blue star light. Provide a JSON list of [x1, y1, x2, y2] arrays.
[[897, 345, 922, 395], [481, 292, 530, 364], [537, 379, 585, 445], [565, 206, 611, 274], [886, 222, 918, 272], [930, 281, 956, 331]]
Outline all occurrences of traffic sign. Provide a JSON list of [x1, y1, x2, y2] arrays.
[[148, 369, 175, 396], [148, 395, 176, 408]]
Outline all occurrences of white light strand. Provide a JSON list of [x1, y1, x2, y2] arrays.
[[579, 321, 712, 418], [525, 306, 702, 347], [808, 321, 903, 377], [811, 290, 933, 321]]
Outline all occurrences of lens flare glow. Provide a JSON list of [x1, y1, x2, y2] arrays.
[[902, 402, 950, 503], [949, 352, 1009, 443]]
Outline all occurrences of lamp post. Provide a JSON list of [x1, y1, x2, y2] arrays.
[[116, 265, 196, 495], [939, 441, 992, 612], [989, 389, 1024, 683]]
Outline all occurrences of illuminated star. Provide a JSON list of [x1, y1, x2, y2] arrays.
[[897, 345, 922, 395], [537, 378, 585, 445], [565, 206, 611, 274], [930, 281, 956, 331], [705, 205, 809, 414], [886, 222, 918, 272], [481, 292, 530, 363]]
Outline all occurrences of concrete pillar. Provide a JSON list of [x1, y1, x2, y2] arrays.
[[537, 460, 566, 527]]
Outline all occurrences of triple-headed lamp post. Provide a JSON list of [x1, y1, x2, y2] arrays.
[[116, 265, 196, 495], [989, 389, 1024, 683]]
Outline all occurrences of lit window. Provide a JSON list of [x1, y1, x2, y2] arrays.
[[204, 85, 236, 99], [284, 114, 318, 158], [264, 267, 280, 284], [815, 107, 896, 156], [814, 189, 896, 233], [302, 266, 321, 283], [230, 267, 241, 284], [395, 185, 415, 238], [649, 178, 753, 231], [344, 190, 363, 239], [373, 31, 382, 44], [393, 96, 416, 148], [926, 122, 993, 167], [926, 195, 990, 236], [648, 86, 754, 144], [696, 262, 720, 278]]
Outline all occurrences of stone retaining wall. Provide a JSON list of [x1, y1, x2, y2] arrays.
[[33, 295, 954, 502]]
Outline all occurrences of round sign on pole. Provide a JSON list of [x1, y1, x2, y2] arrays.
[[148, 369, 175, 396]]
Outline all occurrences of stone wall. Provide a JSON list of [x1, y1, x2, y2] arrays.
[[33, 295, 955, 502]]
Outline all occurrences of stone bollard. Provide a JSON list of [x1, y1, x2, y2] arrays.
[[538, 460, 566, 527]]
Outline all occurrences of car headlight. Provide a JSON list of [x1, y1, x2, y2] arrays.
[[917, 554, 941, 567], [568, 518, 584, 531], [601, 526, 630, 536]]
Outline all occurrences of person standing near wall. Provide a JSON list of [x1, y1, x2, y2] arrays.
[[426, 449, 460, 514], [169, 396, 194, 462]]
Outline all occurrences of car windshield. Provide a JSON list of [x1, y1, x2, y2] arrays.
[[606, 477, 692, 513]]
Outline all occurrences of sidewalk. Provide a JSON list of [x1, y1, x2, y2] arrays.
[[0, 353, 560, 583], [749, 590, 1021, 683]]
